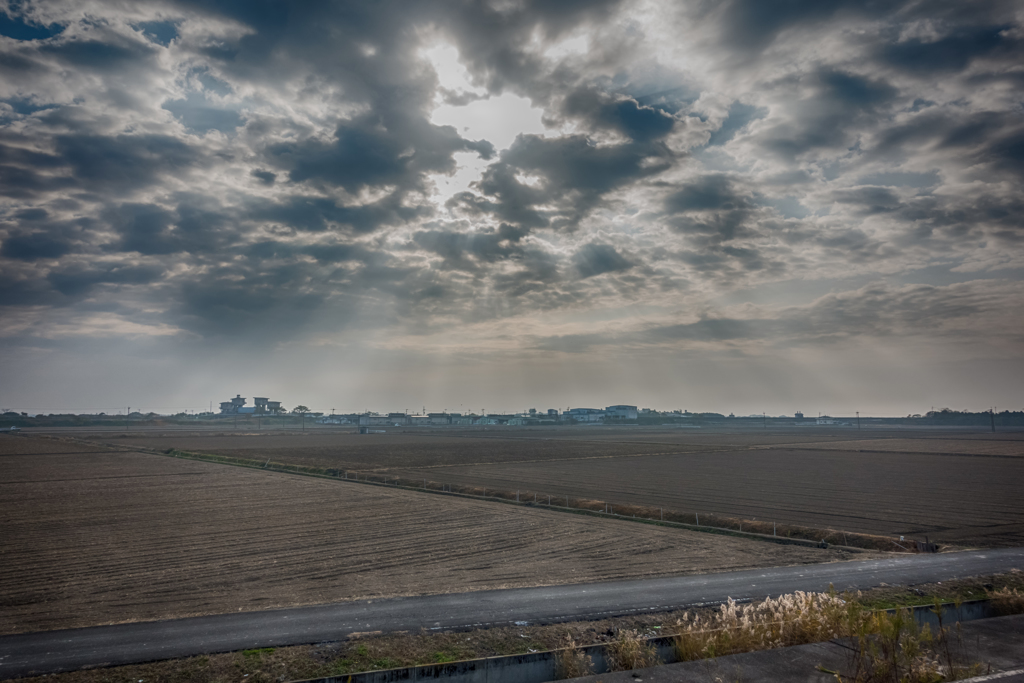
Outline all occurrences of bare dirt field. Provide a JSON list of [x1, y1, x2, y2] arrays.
[[0, 436, 857, 635], [68, 431, 705, 469], [55, 427, 1024, 546], [388, 448, 1024, 546], [57, 425, 1024, 468]]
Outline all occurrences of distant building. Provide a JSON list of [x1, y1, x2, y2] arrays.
[[817, 416, 837, 425], [567, 408, 606, 423], [795, 411, 804, 419], [220, 394, 283, 415], [219, 395, 247, 414], [605, 405, 638, 420]]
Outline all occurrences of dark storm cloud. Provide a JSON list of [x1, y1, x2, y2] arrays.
[[54, 134, 201, 194], [758, 68, 899, 158], [832, 187, 902, 215], [272, 114, 494, 192], [573, 242, 633, 278], [439, 0, 625, 96], [561, 87, 676, 142], [452, 133, 674, 231], [250, 169, 276, 185], [252, 194, 432, 234], [0, 230, 73, 260], [47, 262, 166, 297], [879, 24, 1019, 74], [413, 222, 529, 272], [663, 175, 764, 244]]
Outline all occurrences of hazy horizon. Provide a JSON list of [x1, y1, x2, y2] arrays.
[[2, 1, 1022, 417]]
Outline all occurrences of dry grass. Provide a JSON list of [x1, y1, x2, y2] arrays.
[[604, 629, 661, 671], [989, 587, 1024, 616], [671, 591, 992, 682], [673, 591, 851, 660], [554, 636, 594, 679]]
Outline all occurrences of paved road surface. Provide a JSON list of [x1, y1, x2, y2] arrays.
[[2, 548, 1022, 679]]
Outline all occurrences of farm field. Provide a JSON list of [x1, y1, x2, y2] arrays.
[[388, 448, 1024, 546], [54, 427, 1024, 546], [66, 431, 705, 469], [0, 435, 858, 635], [56, 425, 1024, 469]]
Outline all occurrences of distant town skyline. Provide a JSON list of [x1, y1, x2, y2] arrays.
[[1, 2, 1021, 417]]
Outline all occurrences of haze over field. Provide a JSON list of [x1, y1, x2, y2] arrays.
[[1, 1, 1022, 415]]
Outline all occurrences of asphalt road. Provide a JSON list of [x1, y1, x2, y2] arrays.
[[2, 548, 1023, 679]]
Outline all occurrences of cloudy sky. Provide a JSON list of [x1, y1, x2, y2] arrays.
[[1, 0, 1022, 416]]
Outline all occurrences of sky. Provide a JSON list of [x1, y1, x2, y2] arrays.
[[1, 0, 1022, 417]]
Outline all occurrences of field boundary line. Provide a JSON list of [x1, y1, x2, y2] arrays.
[[766, 446, 1024, 460], [145, 445, 874, 553]]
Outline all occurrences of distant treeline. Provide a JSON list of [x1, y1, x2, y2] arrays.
[[910, 409, 1024, 426], [0, 412, 309, 428]]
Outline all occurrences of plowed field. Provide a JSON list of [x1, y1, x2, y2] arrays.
[[0, 436, 856, 635], [389, 448, 1024, 546], [55, 427, 1024, 546]]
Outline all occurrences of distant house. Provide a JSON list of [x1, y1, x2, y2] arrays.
[[567, 408, 606, 423], [605, 405, 638, 420], [219, 394, 284, 415], [219, 394, 247, 414]]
